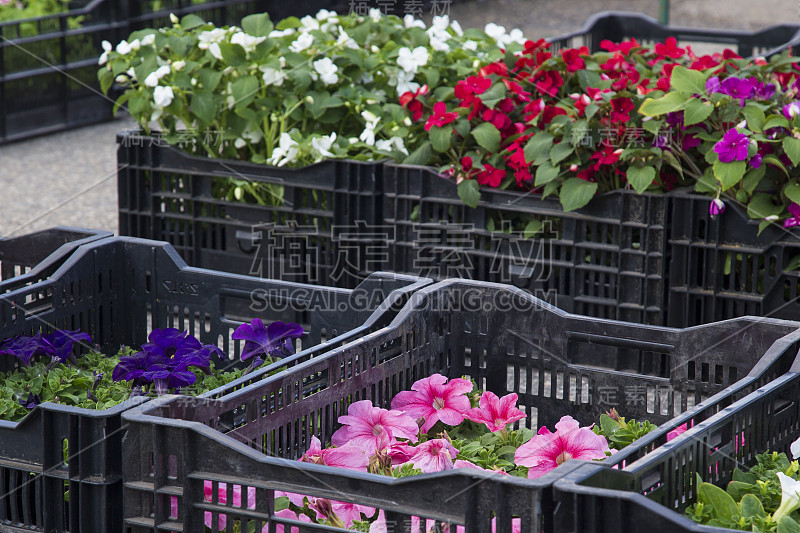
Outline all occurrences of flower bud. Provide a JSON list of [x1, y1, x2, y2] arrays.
[[570, 164, 578, 172], [170, 13, 179, 24], [234, 187, 243, 200], [172, 60, 185, 71], [305, 96, 315, 104], [765, 215, 780, 221], [709, 198, 725, 217]]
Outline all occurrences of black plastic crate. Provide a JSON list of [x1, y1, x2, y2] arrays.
[[551, 362, 800, 533], [383, 163, 671, 325], [118, 131, 386, 289], [667, 191, 800, 328], [548, 11, 800, 58], [0, 1, 335, 145], [120, 280, 800, 533], [0, 236, 427, 533], [0, 225, 111, 296]]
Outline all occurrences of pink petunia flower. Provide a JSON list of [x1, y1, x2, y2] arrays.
[[408, 516, 520, 533], [331, 400, 419, 455], [203, 481, 256, 530], [667, 423, 688, 441], [391, 374, 473, 433], [453, 459, 510, 475], [301, 435, 370, 470], [514, 416, 609, 479], [408, 439, 459, 473], [465, 391, 526, 432]]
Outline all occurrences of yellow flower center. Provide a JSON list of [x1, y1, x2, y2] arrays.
[[555, 451, 573, 465]]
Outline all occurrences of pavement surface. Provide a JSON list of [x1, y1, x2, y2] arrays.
[[0, 0, 797, 237]]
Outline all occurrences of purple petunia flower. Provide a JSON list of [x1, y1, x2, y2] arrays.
[[705, 77, 721, 95], [709, 198, 725, 216], [719, 77, 756, 107], [18, 392, 41, 410], [44, 330, 91, 365], [142, 362, 197, 395], [0, 334, 52, 367], [752, 79, 776, 100], [714, 129, 750, 163], [750, 152, 763, 169], [783, 102, 800, 120], [682, 134, 702, 151], [232, 319, 304, 364], [785, 203, 800, 228]]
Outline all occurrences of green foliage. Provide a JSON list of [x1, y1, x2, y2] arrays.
[[591, 410, 657, 451]]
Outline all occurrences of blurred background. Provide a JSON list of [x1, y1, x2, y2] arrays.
[[0, 0, 797, 236]]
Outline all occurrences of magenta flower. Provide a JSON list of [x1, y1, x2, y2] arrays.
[[330, 500, 376, 528], [719, 77, 756, 106], [232, 319, 304, 365], [331, 400, 419, 455], [784, 203, 800, 228], [783, 102, 800, 120], [713, 129, 749, 163], [390, 374, 473, 433], [454, 459, 510, 475], [667, 423, 688, 441], [203, 481, 256, 530], [514, 416, 610, 479], [300, 436, 369, 470], [408, 439, 459, 473], [709, 198, 725, 217], [465, 391, 526, 432], [705, 76, 721, 95]]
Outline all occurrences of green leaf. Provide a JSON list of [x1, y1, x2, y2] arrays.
[[471, 122, 501, 153], [783, 137, 800, 167], [458, 179, 481, 208], [231, 76, 260, 109], [639, 92, 686, 116], [731, 469, 757, 485], [738, 494, 765, 519], [241, 13, 273, 37], [524, 133, 553, 163], [550, 142, 574, 165], [99, 69, 115, 95], [787, 254, 800, 271], [670, 65, 707, 95], [778, 516, 800, 533], [559, 178, 598, 212], [219, 42, 246, 66], [626, 166, 656, 194], [542, 181, 559, 199], [180, 14, 205, 29], [764, 114, 791, 131], [747, 193, 782, 219], [786, 182, 800, 205], [683, 99, 714, 126], [191, 92, 216, 124], [742, 104, 766, 133], [599, 414, 619, 436], [275, 496, 290, 512], [198, 69, 223, 92], [758, 220, 771, 235], [276, 16, 301, 30], [429, 125, 452, 153], [742, 166, 766, 195], [523, 220, 543, 239], [764, 154, 790, 177], [535, 162, 560, 186], [403, 142, 432, 166], [713, 160, 746, 191], [478, 82, 506, 109], [698, 482, 738, 520]]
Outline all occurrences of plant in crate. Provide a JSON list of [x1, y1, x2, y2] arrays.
[[100, 9, 516, 204], [0, 319, 303, 421], [401, 36, 800, 223]]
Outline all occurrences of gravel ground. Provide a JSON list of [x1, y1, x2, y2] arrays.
[[0, 0, 797, 237]]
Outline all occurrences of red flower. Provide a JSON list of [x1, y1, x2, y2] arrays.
[[539, 105, 566, 128], [455, 76, 492, 107], [611, 70, 640, 91], [482, 108, 512, 132], [399, 84, 428, 121], [424, 102, 458, 131], [479, 61, 507, 78], [609, 97, 634, 123], [514, 169, 533, 186], [524, 98, 545, 122], [523, 38, 550, 55], [476, 164, 505, 187], [506, 147, 528, 170], [590, 146, 622, 168], [722, 49, 742, 60], [600, 38, 641, 55], [461, 156, 473, 172], [503, 79, 531, 102], [577, 168, 596, 182], [656, 76, 671, 92], [689, 55, 720, 70], [561, 46, 589, 72], [654, 37, 685, 60], [532, 70, 563, 97]]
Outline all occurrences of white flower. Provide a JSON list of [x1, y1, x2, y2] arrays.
[[429, 16, 450, 35], [115, 39, 140, 55], [397, 46, 429, 74], [198, 28, 227, 49], [311, 133, 337, 158], [430, 35, 450, 52], [774, 472, 800, 524], [115, 74, 127, 83], [359, 111, 380, 146], [153, 86, 174, 107], [169, 13, 179, 24], [369, 8, 382, 21], [231, 32, 266, 53], [376, 136, 408, 155], [141, 33, 156, 47], [144, 64, 171, 87], [336, 27, 359, 49], [391, 69, 420, 95], [234, 126, 263, 149], [313, 58, 339, 85], [172, 60, 185, 71], [300, 15, 320, 31], [450, 20, 463, 36], [269, 28, 295, 38], [98, 40, 112, 65], [507, 28, 526, 45], [261, 65, 286, 86], [269, 133, 299, 167], [792, 435, 800, 459], [316, 9, 337, 21], [463, 40, 478, 51], [403, 14, 425, 29], [290, 32, 314, 53], [126, 67, 136, 80], [359, 71, 374, 84], [209, 42, 223, 60], [484, 23, 508, 43]]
